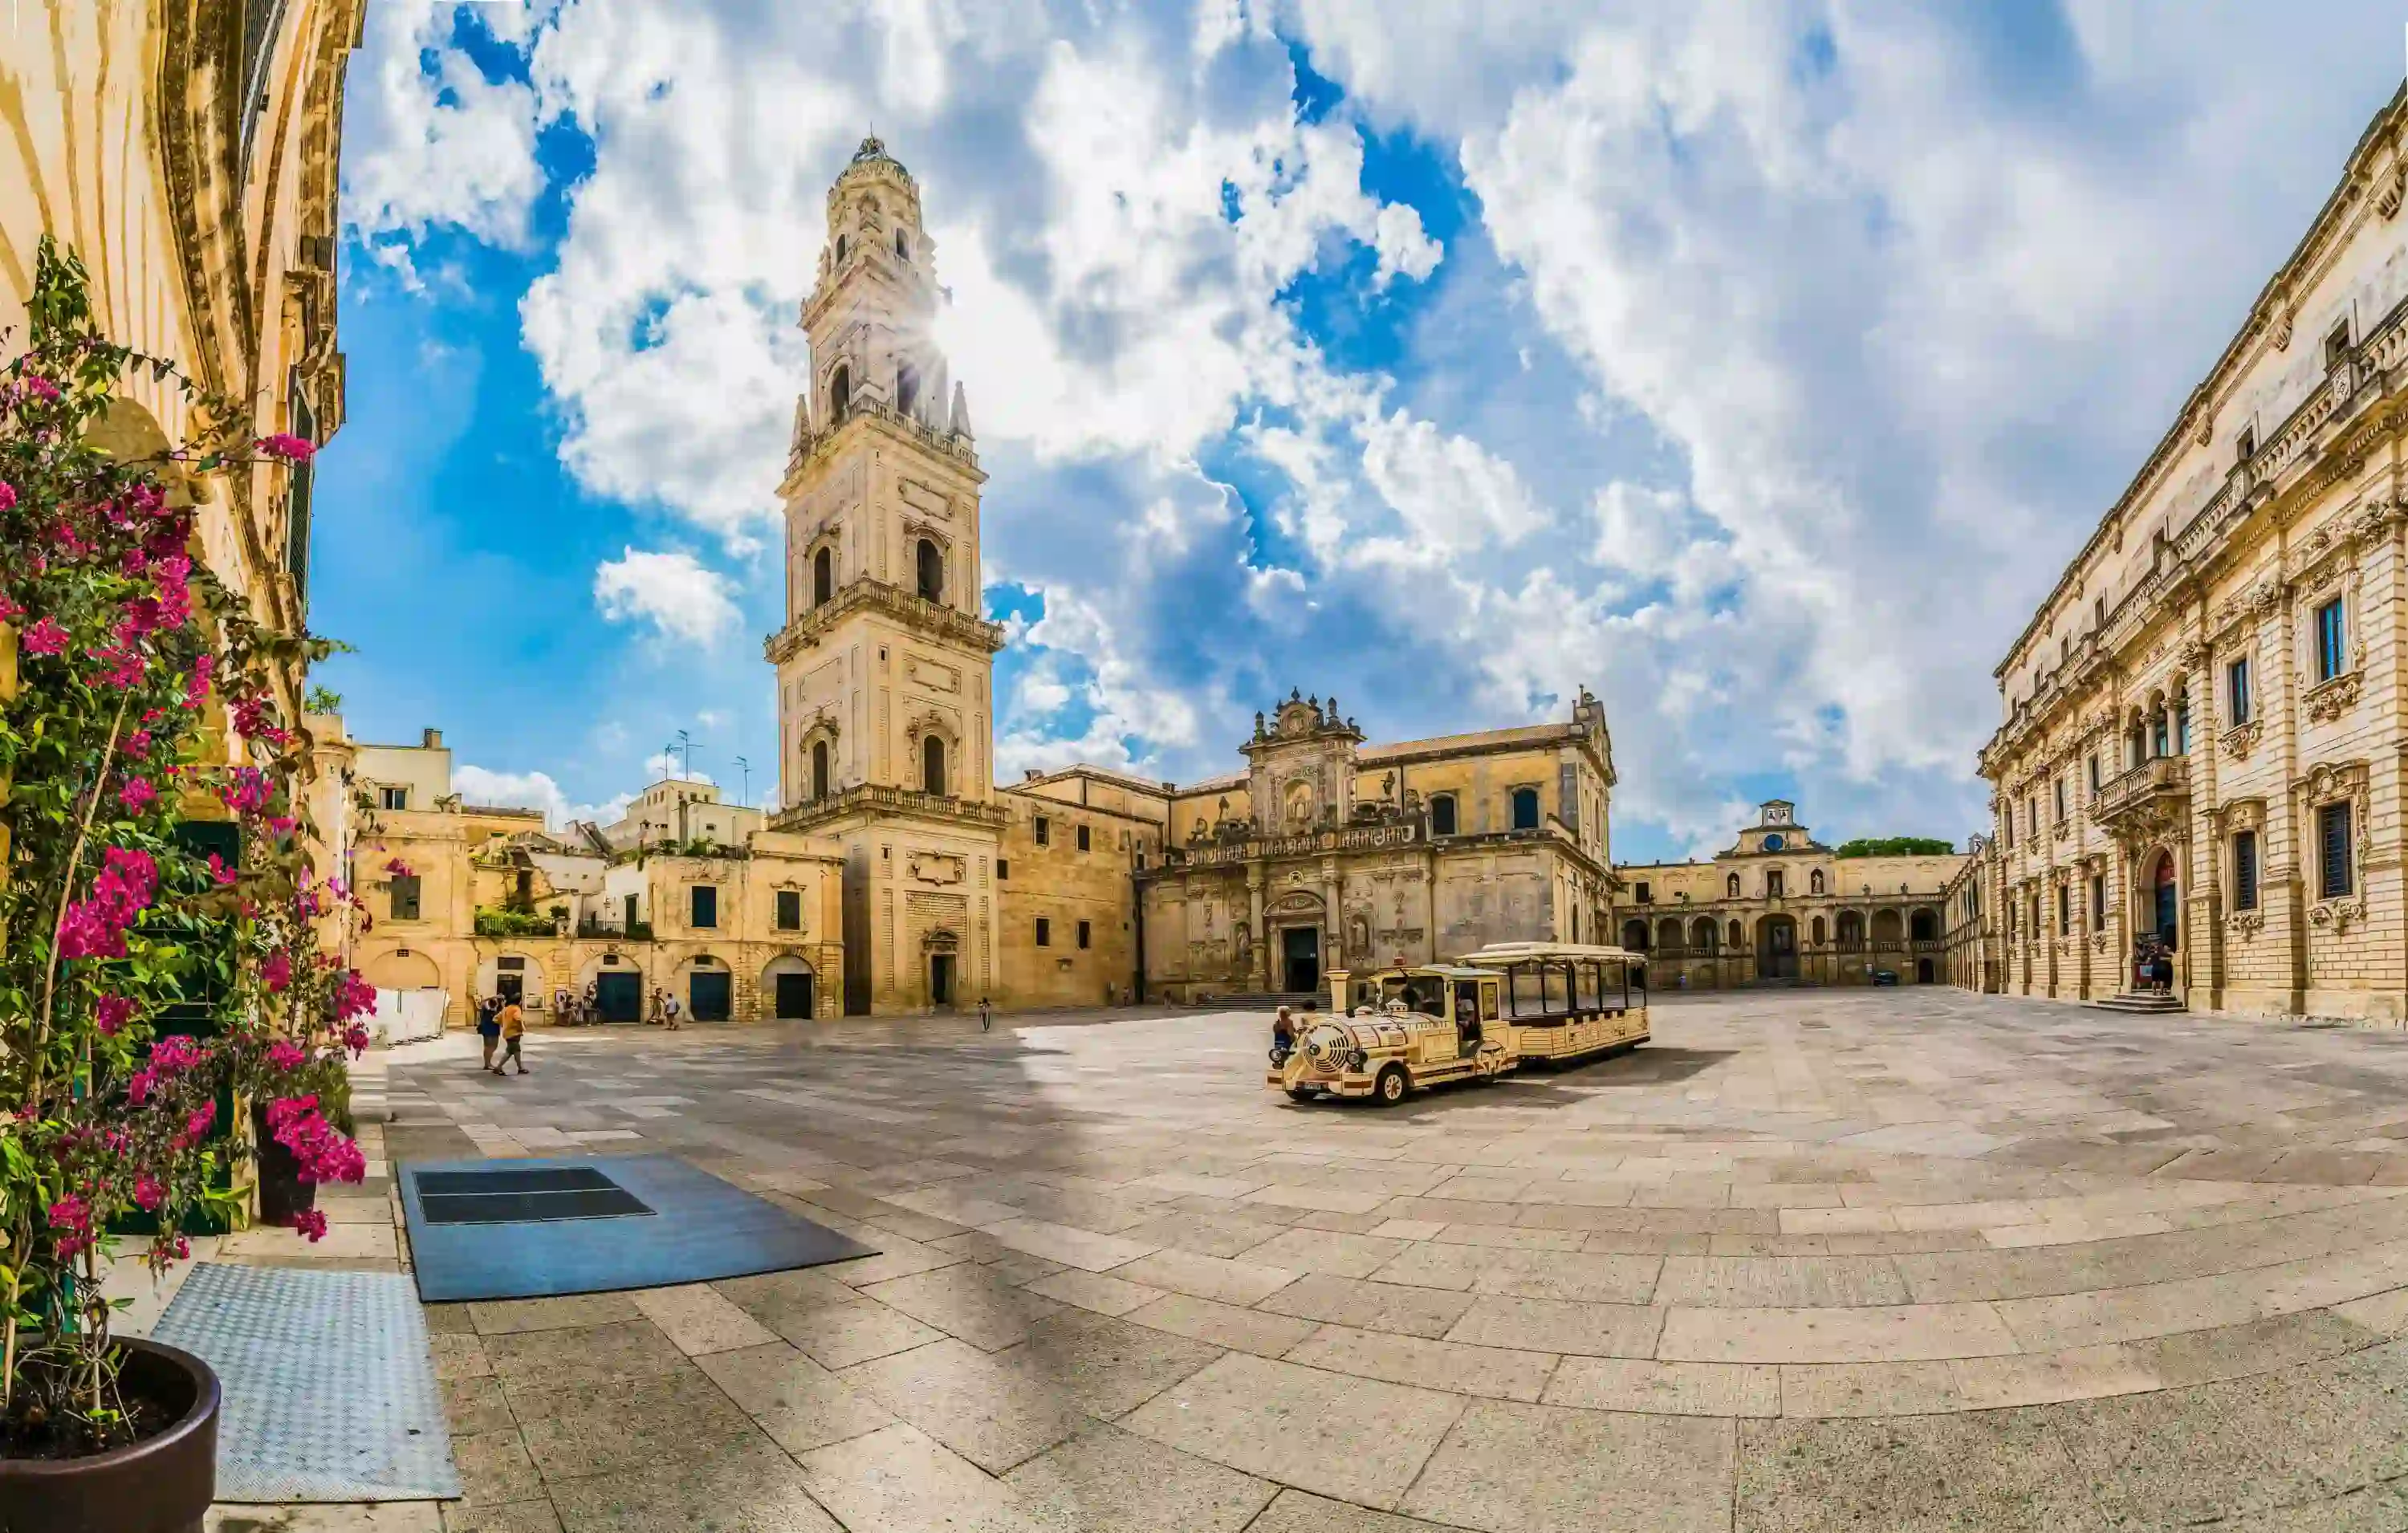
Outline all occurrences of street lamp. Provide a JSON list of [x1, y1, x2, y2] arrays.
[[734, 755, 750, 808]]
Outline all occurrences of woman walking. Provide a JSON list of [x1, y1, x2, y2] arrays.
[[476, 994, 501, 1071], [492, 998, 527, 1076]]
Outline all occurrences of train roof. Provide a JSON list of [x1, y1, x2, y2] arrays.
[[1456, 942, 1644, 965]]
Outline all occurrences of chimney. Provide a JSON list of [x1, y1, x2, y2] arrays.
[[422, 728, 444, 750]]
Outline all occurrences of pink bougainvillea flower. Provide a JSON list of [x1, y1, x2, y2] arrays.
[[132, 1174, 164, 1213], [343, 1023, 372, 1057], [118, 775, 157, 812], [207, 852, 239, 886], [94, 994, 136, 1035], [185, 1102, 216, 1141], [254, 433, 316, 462], [148, 1034, 203, 1075], [220, 766, 273, 815], [124, 728, 153, 760], [0, 595, 22, 623], [383, 857, 413, 876], [266, 1039, 306, 1072], [21, 616, 67, 656], [291, 1209, 328, 1242], [335, 969, 377, 1023], [0, 481, 15, 511], [182, 650, 214, 709], [89, 640, 147, 689], [262, 950, 291, 992], [20, 375, 59, 402]]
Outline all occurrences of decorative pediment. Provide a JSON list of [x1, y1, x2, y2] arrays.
[[904, 708, 959, 746]]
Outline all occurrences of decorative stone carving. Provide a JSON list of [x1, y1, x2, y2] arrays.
[[2220, 718, 2263, 761], [2226, 908, 2264, 941], [907, 852, 965, 887], [2304, 670, 2362, 722]]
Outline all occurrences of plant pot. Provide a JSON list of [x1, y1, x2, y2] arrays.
[[0, 1336, 220, 1532], [253, 1105, 318, 1229]]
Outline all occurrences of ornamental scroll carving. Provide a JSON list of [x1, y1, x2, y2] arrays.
[[2304, 670, 2363, 722], [2221, 718, 2263, 761]]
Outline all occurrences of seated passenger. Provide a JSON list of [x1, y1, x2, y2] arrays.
[[1271, 1005, 1296, 1061]]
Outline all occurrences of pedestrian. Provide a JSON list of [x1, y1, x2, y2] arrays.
[[475, 994, 501, 1071], [1271, 1004, 1296, 1061], [2154, 946, 2174, 996], [492, 998, 527, 1076], [665, 992, 681, 1031], [647, 986, 665, 1026], [978, 996, 993, 1033]]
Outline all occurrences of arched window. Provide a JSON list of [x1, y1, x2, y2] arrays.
[[915, 538, 943, 603], [1811, 915, 1826, 945], [1727, 920, 1743, 948], [1691, 917, 1717, 953], [1910, 909, 1937, 942], [1658, 917, 1685, 952], [1837, 910, 1864, 949], [1511, 787, 1540, 830], [921, 734, 946, 796], [835, 234, 848, 264], [812, 546, 833, 606], [894, 226, 910, 261], [1621, 919, 1649, 951], [829, 364, 852, 419], [811, 740, 830, 801], [1726, 872, 1740, 899], [1810, 868, 1824, 894], [897, 362, 920, 420]]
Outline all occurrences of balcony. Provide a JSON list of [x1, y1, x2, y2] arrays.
[[771, 782, 1010, 835], [2089, 757, 2189, 837]]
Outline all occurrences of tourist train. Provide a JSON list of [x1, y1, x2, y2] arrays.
[[1267, 941, 1649, 1104]]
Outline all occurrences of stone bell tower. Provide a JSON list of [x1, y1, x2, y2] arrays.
[[767, 136, 1007, 1015]]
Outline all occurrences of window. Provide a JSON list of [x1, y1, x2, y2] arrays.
[[897, 361, 920, 419], [916, 538, 943, 603], [2150, 711, 2169, 758], [1811, 916, 1825, 945], [284, 372, 315, 600], [2090, 873, 2105, 929], [2029, 894, 2040, 937], [921, 735, 946, 796], [2316, 598, 2348, 683], [2227, 658, 2251, 726], [996, 858, 1010, 880], [775, 890, 802, 930], [1767, 871, 1784, 898], [2028, 797, 2040, 839], [2053, 779, 2066, 823], [811, 740, 830, 801], [2174, 702, 2190, 754], [691, 886, 718, 929], [1035, 917, 1051, 947], [2236, 425, 2255, 462], [2232, 830, 2259, 913], [1076, 920, 1092, 949], [2088, 754, 2101, 792], [1634, 881, 1650, 904], [379, 785, 409, 811], [813, 546, 833, 606], [2003, 805, 2014, 848], [1511, 787, 1540, 830], [1076, 823, 1091, 852], [2326, 319, 2352, 371], [2057, 886, 2070, 937], [895, 226, 911, 261], [389, 874, 421, 921], [1035, 817, 1051, 846], [2319, 801, 2353, 899], [834, 234, 848, 264], [829, 364, 851, 417], [1430, 794, 1458, 836]]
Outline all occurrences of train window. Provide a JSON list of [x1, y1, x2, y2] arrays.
[[1510, 965, 1544, 1017], [1542, 964, 1570, 1015], [1574, 962, 1601, 1010]]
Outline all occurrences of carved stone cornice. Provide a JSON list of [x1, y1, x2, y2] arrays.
[[765, 576, 1007, 665], [2220, 718, 2264, 760]]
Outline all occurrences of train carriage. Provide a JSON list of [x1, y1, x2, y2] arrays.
[[1266, 964, 1514, 1104], [1457, 941, 1649, 1064]]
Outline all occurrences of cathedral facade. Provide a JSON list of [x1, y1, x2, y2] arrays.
[[766, 140, 1613, 1014]]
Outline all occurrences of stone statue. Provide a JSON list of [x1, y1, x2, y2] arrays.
[[1382, 771, 1396, 801]]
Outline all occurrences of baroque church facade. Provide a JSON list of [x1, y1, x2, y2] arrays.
[[766, 140, 1615, 1014]]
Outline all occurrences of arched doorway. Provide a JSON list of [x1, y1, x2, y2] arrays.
[[1915, 957, 1934, 984], [762, 955, 817, 1020], [576, 953, 645, 1023], [1621, 918, 1649, 951], [2149, 850, 2178, 949], [1756, 914, 1798, 980]]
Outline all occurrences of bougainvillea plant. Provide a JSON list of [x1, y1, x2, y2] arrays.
[[0, 238, 373, 1456]]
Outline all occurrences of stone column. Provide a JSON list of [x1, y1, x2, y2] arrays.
[[1320, 856, 1342, 977], [1247, 864, 1269, 991]]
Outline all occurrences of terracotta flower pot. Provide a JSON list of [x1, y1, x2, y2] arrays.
[[0, 1336, 221, 1533], [254, 1104, 319, 1229]]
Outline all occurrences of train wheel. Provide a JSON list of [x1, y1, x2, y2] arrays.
[[1374, 1066, 1409, 1105]]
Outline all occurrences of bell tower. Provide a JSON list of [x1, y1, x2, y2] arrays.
[[767, 137, 1007, 1015]]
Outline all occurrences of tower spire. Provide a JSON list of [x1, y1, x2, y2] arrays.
[[950, 379, 973, 441]]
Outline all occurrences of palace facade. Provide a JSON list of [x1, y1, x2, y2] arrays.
[[1613, 802, 1966, 989], [1976, 85, 2408, 1020]]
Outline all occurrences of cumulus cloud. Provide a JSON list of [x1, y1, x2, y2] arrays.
[[593, 548, 741, 645], [345, 0, 2408, 853], [452, 765, 632, 829]]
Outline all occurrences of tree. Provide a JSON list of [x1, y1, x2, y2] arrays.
[[1833, 836, 1957, 858]]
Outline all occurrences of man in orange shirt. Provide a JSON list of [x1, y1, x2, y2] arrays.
[[491, 999, 527, 1076]]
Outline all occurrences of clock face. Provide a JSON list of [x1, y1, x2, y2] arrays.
[[1763, 833, 1786, 852]]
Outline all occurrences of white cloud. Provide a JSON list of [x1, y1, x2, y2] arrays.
[[452, 765, 631, 830], [641, 750, 714, 784], [593, 548, 741, 645], [342, 2, 549, 258]]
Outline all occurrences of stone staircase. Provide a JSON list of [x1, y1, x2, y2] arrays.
[[2092, 990, 2186, 1015], [1196, 991, 1327, 1013]]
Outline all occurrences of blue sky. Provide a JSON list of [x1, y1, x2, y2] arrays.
[[321, 1, 2408, 858]]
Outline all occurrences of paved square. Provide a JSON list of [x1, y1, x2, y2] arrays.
[[222, 990, 2408, 1529]]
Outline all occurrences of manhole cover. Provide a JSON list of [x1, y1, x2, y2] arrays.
[[416, 1165, 655, 1226]]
